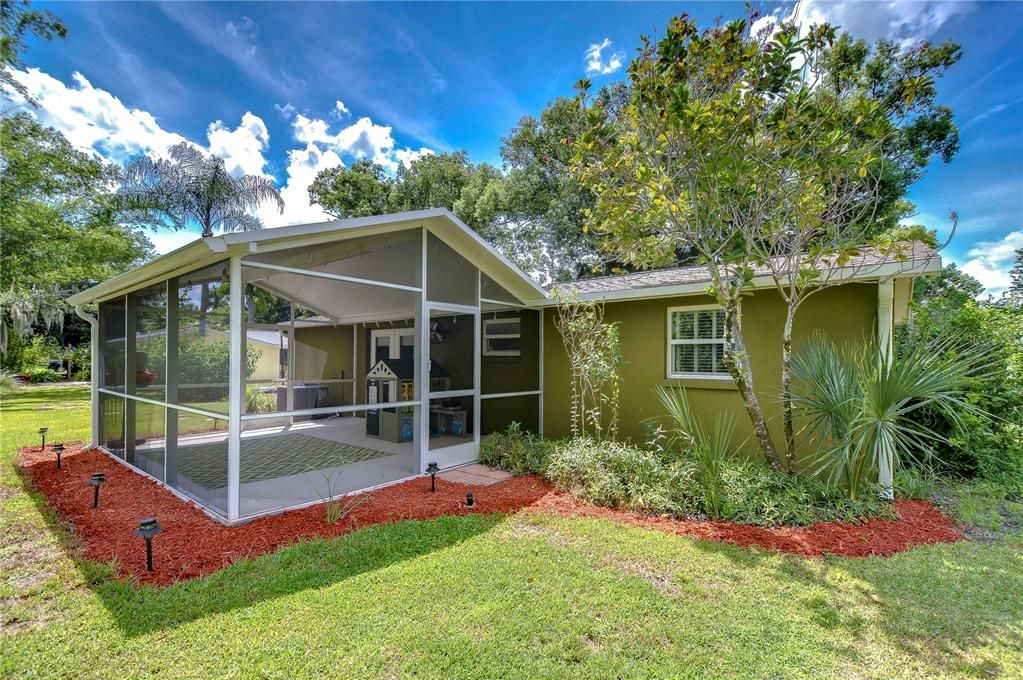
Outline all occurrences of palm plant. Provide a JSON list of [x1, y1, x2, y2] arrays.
[[655, 385, 735, 518], [791, 333, 986, 500], [118, 142, 284, 238]]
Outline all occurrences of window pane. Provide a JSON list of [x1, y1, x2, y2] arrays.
[[99, 392, 125, 458], [426, 232, 477, 305], [671, 311, 694, 340], [715, 310, 726, 338], [696, 311, 715, 340], [696, 344, 715, 373], [168, 406, 229, 516], [714, 343, 726, 374], [482, 309, 539, 394], [133, 401, 166, 481], [428, 310, 473, 392], [672, 345, 695, 374], [175, 262, 232, 414], [99, 298, 126, 392], [132, 284, 167, 401]]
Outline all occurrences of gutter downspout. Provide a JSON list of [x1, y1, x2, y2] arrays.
[[877, 278, 895, 501], [74, 305, 100, 448]]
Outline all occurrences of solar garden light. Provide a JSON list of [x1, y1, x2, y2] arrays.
[[87, 472, 106, 508], [465, 492, 475, 508], [38, 427, 48, 451], [52, 443, 65, 470], [134, 517, 161, 572], [426, 462, 439, 492]]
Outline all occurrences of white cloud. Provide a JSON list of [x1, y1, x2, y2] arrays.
[[293, 113, 419, 172], [4, 68, 187, 163], [206, 112, 270, 177], [394, 146, 434, 169], [257, 144, 343, 227], [334, 100, 350, 117], [958, 230, 1023, 294], [792, 0, 976, 46], [584, 38, 623, 76]]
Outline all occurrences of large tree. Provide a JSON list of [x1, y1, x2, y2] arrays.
[[736, 19, 962, 470], [0, 113, 150, 358], [118, 142, 284, 238], [570, 14, 945, 468], [0, 0, 66, 104]]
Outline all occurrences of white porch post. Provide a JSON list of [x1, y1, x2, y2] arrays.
[[415, 227, 429, 474], [74, 305, 100, 447], [877, 278, 895, 501], [228, 255, 244, 520], [538, 307, 544, 437], [473, 270, 481, 447]]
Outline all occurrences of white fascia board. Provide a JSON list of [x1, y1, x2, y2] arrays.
[[66, 239, 227, 305], [540, 255, 942, 306]]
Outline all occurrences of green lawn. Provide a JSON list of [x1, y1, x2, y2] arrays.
[[1, 385, 1021, 678]]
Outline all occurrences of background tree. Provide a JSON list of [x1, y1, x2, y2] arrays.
[[0, 0, 66, 104], [307, 159, 392, 219], [499, 85, 629, 281], [118, 142, 284, 238], [737, 18, 962, 471], [118, 142, 284, 335], [1007, 248, 1023, 305], [0, 113, 150, 362]]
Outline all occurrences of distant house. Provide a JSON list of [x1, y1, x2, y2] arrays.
[[68, 209, 939, 524]]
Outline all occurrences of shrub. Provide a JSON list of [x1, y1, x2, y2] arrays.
[[483, 424, 893, 527], [23, 367, 63, 383], [246, 386, 276, 413], [479, 421, 553, 475], [894, 467, 935, 501], [545, 437, 701, 517]]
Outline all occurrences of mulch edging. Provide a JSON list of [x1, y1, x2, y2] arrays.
[[18, 444, 963, 586]]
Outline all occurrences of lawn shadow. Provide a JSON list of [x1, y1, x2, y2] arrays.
[[687, 533, 1023, 676], [88, 513, 505, 638]]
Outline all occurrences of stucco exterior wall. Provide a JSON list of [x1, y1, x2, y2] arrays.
[[541, 282, 879, 466]]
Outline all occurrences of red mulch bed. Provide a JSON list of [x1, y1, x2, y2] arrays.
[[18, 444, 963, 586]]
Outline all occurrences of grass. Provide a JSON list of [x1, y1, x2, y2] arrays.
[[2, 385, 1022, 678]]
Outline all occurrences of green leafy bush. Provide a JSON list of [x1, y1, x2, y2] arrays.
[[546, 437, 702, 517], [894, 467, 935, 501], [484, 425, 889, 527], [23, 366, 63, 383], [479, 421, 554, 475], [900, 297, 1023, 485]]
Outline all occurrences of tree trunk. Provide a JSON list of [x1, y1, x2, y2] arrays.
[[723, 303, 783, 469], [781, 306, 796, 474]]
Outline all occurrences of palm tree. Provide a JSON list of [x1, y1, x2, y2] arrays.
[[118, 142, 284, 238], [119, 143, 284, 335], [791, 333, 988, 500]]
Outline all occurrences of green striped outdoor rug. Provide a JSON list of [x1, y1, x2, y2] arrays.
[[172, 433, 390, 489]]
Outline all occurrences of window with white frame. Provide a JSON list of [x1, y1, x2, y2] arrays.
[[667, 306, 730, 378], [483, 317, 521, 356]]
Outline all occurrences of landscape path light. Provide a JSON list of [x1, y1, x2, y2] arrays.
[[426, 462, 439, 492], [52, 443, 65, 470], [38, 427, 48, 452], [134, 517, 161, 572], [87, 472, 106, 508]]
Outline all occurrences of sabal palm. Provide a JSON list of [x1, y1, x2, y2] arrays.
[[119, 143, 284, 238], [791, 334, 985, 500]]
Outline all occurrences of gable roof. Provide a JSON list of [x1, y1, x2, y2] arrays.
[[550, 241, 941, 302], [67, 209, 548, 307]]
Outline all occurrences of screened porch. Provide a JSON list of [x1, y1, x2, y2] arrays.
[[90, 214, 545, 523]]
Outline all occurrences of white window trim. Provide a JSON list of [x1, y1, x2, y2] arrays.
[[482, 316, 521, 356], [666, 304, 732, 380], [370, 328, 416, 364]]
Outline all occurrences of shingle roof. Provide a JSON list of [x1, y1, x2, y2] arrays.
[[550, 241, 940, 297]]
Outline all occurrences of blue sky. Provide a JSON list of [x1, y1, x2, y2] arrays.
[[10, 1, 1023, 292]]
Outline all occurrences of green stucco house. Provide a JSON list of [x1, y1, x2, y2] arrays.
[[68, 209, 940, 524]]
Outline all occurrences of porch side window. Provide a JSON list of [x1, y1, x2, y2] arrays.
[[667, 307, 729, 378], [483, 317, 521, 356]]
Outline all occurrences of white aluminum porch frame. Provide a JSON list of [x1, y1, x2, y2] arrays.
[[90, 222, 544, 524]]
